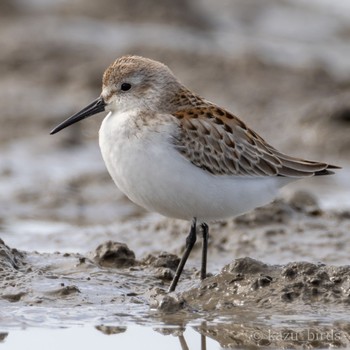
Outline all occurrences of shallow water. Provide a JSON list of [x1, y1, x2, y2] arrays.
[[0, 326, 218, 350], [1, 305, 349, 349], [1, 322, 346, 350]]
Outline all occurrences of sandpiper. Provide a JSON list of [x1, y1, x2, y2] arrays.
[[51, 55, 339, 292]]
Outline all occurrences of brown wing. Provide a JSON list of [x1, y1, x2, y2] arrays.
[[172, 105, 339, 177]]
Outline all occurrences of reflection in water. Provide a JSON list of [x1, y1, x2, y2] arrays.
[[196, 322, 349, 349], [92, 324, 212, 349], [178, 334, 189, 350], [0, 333, 8, 342], [151, 320, 350, 349], [178, 333, 207, 350], [95, 325, 127, 335], [1, 322, 350, 349], [153, 326, 209, 350], [201, 333, 206, 350]]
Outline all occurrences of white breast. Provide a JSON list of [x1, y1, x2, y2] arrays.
[[99, 111, 294, 222]]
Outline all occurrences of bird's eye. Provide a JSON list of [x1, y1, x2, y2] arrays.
[[121, 83, 132, 91]]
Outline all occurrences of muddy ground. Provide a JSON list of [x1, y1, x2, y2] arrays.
[[1, 0, 350, 349], [2, 194, 350, 348]]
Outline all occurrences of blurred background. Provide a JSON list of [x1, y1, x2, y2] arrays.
[[1, 0, 350, 252]]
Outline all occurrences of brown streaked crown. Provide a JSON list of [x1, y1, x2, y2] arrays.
[[103, 55, 175, 88]]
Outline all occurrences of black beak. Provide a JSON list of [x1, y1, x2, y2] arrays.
[[50, 97, 106, 135]]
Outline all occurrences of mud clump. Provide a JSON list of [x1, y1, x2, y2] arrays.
[[46, 285, 81, 297], [93, 241, 136, 268], [234, 199, 295, 227], [153, 257, 350, 347], [0, 239, 26, 272], [0, 240, 30, 304], [149, 288, 185, 313], [142, 252, 180, 270], [142, 252, 180, 281], [286, 190, 322, 215], [1, 291, 27, 303], [228, 257, 270, 274], [181, 257, 350, 311]]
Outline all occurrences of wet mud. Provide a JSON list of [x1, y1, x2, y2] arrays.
[[2, 196, 350, 348]]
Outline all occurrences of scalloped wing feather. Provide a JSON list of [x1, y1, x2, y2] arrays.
[[172, 105, 338, 177]]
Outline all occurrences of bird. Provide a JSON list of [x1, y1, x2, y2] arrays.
[[50, 55, 339, 292]]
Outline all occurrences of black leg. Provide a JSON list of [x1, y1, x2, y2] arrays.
[[200, 223, 209, 280], [168, 218, 197, 292]]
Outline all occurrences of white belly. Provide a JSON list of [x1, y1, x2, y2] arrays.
[[99, 112, 293, 222]]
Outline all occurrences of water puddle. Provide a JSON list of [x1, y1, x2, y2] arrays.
[[0, 325, 218, 350]]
